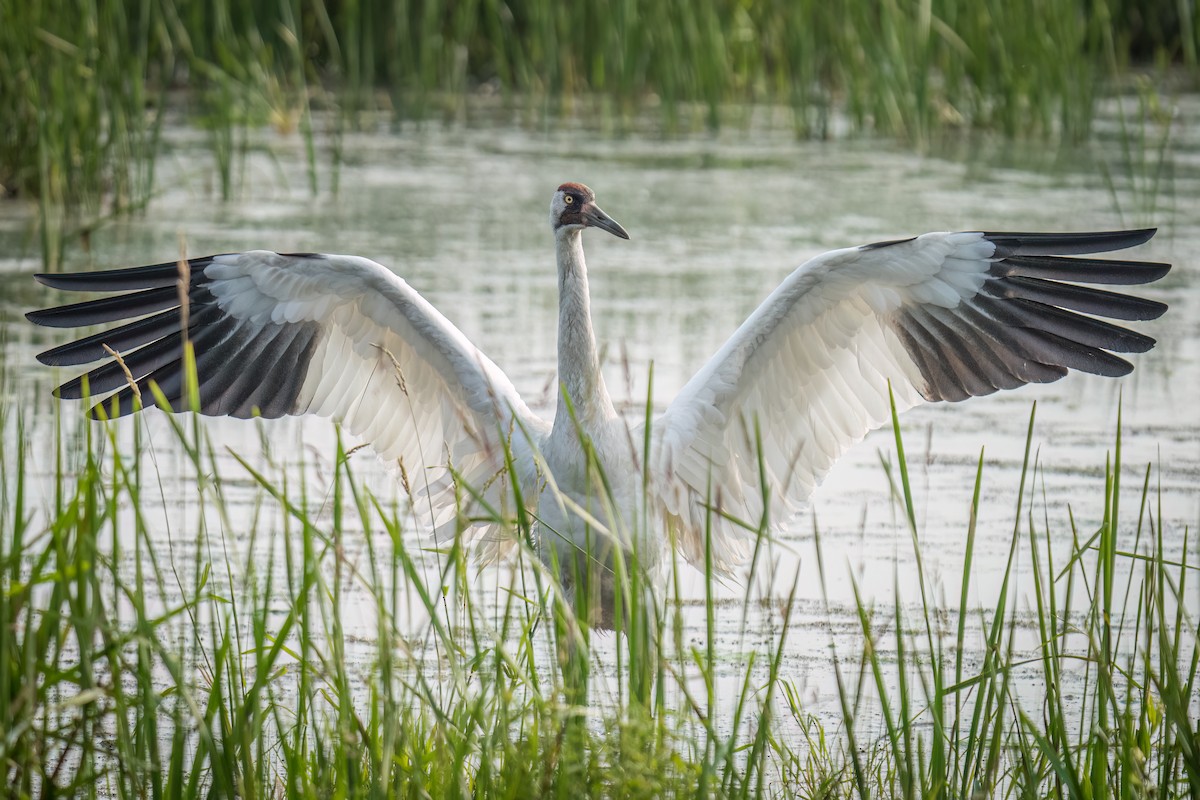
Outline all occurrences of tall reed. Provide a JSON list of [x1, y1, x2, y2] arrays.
[[3, 373, 1196, 796]]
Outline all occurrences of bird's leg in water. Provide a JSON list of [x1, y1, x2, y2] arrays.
[[552, 544, 595, 715], [559, 535, 663, 713], [611, 547, 660, 713], [553, 599, 589, 698], [551, 585, 591, 785]]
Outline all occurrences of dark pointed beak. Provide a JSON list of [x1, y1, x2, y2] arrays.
[[582, 201, 630, 240]]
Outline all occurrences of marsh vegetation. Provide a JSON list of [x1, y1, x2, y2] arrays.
[[2, 2, 1198, 796]]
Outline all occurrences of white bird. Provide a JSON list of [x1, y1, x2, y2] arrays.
[[28, 182, 1171, 626]]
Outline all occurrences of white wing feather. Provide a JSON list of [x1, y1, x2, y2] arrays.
[[649, 232, 1010, 569], [216, 252, 549, 541], [37, 250, 549, 547]]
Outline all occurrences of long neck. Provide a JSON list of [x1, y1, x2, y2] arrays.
[[554, 229, 616, 430]]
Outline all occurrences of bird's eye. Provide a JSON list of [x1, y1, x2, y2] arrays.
[[564, 195, 575, 205]]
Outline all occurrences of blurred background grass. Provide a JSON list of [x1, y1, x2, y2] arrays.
[[0, 0, 1194, 264]]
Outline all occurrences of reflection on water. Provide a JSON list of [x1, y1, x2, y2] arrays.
[[1, 100, 1197, 732]]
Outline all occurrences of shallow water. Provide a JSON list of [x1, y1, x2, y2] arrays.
[[1, 100, 1197, 740]]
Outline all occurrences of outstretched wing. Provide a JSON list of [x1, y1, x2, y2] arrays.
[[28, 251, 549, 533], [650, 229, 1170, 570]]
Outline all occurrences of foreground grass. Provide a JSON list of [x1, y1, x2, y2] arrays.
[[1, 391, 1197, 797]]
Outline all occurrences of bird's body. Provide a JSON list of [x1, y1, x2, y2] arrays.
[[28, 183, 1172, 626]]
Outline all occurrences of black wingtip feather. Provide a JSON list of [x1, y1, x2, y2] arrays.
[[985, 228, 1157, 257], [32, 257, 220, 292], [27, 285, 187, 328], [993, 255, 1171, 285], [30, 253, 328, 421], [891, 227, 1167, 402], [985, 276, 1168, 321]]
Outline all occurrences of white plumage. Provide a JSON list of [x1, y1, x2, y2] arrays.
[[28, 183, 1170, 626]]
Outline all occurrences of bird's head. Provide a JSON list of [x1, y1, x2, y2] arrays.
[[550, 182, 630, 240]]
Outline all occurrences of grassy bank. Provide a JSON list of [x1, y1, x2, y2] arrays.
[[2, 385, 1196, 796], [1, 0, 1196, 267]]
